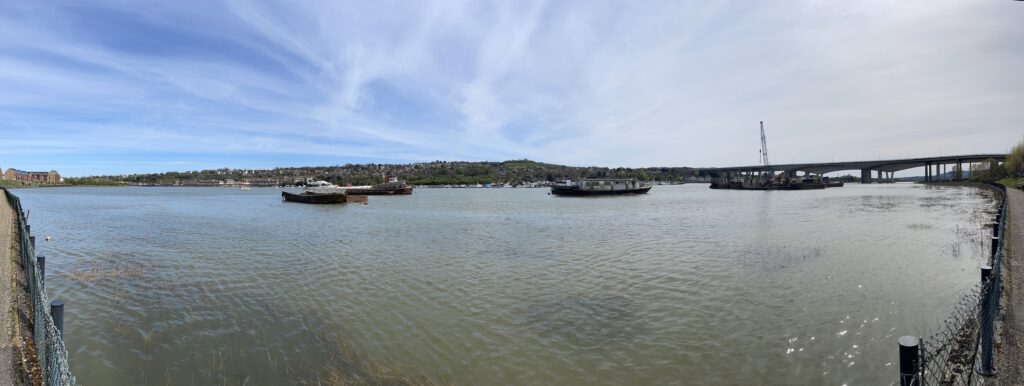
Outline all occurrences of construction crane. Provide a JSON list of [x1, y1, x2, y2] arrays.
[[759, 121, 772, 183]]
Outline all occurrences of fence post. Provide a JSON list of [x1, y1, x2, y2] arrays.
[[979, 265, 995, 376], [992, 236, 1000, 259], [899, 335, 920, 386], [38, 255, 45, 283], [51, 300, 64, 337]]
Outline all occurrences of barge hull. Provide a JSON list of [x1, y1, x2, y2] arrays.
[[282, 191, 365, 204], [550, 186, 653, 196]]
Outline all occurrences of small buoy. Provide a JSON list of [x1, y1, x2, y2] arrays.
[[44, 236, 51, 241]]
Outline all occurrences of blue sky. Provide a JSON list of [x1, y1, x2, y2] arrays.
[[1, 1, 1022, 177]]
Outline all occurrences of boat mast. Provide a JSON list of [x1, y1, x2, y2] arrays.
[[759, 121, 772, 183]]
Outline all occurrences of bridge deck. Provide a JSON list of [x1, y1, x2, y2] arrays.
[[698, 154, 1007, 174]]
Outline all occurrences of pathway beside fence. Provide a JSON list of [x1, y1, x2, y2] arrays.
[[2, 188, 18, 385], [2, 188, 76, 386], [997, 187, 1024, 385]]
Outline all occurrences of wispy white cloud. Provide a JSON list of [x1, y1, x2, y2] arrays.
[[0, 0, 1021, 175]]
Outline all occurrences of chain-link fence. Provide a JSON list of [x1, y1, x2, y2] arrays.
[[4, 188, 77, 386], [900, 183, 1007, 386]]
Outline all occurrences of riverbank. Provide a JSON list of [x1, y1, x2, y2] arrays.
[[997, 185, 1024, 385]]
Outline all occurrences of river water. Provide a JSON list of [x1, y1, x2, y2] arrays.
[[16, 183, 996, 385]]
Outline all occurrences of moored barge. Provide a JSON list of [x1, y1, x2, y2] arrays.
[[709, 175, 826, 190], [550, 178, 652, 196], [282, 181, 368, 204], [708, 121, 836, 191], [344, 176, 413, 195]]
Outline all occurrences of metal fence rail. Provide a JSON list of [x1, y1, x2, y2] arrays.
[[900, 183, 1007, 386], [3, 188, 77, 386]]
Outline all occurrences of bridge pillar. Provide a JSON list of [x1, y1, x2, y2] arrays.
[[877, 170, 883, 182], [925, 162, 931, 182], [861, 169, 872, 184]]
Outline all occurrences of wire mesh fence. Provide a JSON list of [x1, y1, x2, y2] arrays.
[[4, 188, 77, 386], [901, 183, 1007, 386]]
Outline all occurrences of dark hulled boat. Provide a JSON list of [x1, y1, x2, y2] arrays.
[[709, 176, 825, 190], [282, 191, 350, 204], [282, 181, 368, 204], [550, 178, 652, 196]]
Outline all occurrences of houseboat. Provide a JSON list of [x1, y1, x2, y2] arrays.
[[550, 178, 652, 196], [709, 174, 826, 190]]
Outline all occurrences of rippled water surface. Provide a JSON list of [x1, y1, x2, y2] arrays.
[[16, 183, 996, 385]]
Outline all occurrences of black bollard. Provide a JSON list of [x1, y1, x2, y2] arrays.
[[898, 336, 920, 386], [979, 265, 995, 376], [26, 224, 30, 235], [50, 300, 64, 337], [29, 236, 35, 251]]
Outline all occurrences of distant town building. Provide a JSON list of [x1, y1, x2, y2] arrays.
[[3, 168, 62, 184]]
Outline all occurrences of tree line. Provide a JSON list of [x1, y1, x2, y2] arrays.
[[77, 160, 699, 186], [969, 139, 1024, 184]]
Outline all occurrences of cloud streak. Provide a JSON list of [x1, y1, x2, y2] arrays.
[[0, 0, 1021, 176]]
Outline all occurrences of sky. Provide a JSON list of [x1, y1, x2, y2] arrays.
[[1, 1, 1022, 177]]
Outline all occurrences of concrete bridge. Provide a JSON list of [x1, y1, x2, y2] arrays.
[[699, 154, 1007, 183]]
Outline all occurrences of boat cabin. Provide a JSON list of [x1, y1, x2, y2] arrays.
[[564, 178, 646, 191]]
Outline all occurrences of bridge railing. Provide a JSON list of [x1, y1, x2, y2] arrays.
[[897, 183, 1006, 386], [3, 188, 77, 386]]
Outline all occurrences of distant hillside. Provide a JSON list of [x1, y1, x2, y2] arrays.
[[81, 160, 698, 186]]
